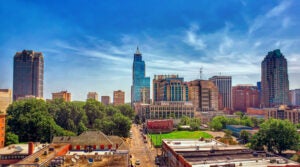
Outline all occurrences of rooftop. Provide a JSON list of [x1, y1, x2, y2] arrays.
[[163, 139, 299, 167], [0, 143, 43, 155]]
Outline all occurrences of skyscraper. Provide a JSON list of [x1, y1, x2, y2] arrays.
[[13, 50, 44, 101], [261, 49, 289, 107], [209, 76, 232, 110], [153, 75, 188, 102], [131, 47, 150, 104], [187, 80, 218, 111]]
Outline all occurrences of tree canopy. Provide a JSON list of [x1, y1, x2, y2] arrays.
[[5, 98, 134, 145], [250, 118, 300, 154]]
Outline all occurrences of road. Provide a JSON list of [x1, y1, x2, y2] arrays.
[[129, 124, 157, 167]]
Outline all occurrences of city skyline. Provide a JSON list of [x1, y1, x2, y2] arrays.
[[1, 0, 300, 101]]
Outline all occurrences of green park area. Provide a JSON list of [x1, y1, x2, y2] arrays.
[[149, 131, 212, 147]]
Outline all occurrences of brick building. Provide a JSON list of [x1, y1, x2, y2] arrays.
[[232, 85, 260, 112], [113, 90, 125, 105], [52, 91, 71, 102]]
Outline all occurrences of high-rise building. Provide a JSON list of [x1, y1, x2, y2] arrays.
[[0, 114, 5, 148], [113, 90, 125, 105], [209, 76, 232, 110], [52, 91, 71, 102], [101, 96, 110, 105], [87, 92, 98, 101], [187, 80, 218, 111], [232, 85, 260, 112], [0, 89, 12, 114], [290, 89, 300, 106], [153, 75, 188, 102], [131, 47, 150, 104], [261, 49, 289, 107], [13, 50, 44, 101]]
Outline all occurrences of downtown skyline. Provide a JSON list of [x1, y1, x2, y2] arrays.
[[1, 0, 300, 102]]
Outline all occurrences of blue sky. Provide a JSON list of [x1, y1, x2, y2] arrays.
[[1, 0, 300, 102]]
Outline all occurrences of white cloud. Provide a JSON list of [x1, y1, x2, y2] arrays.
[[248, 1, 292, 34]]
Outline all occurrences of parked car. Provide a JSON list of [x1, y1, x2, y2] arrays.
[[135, 159, 141, 165]]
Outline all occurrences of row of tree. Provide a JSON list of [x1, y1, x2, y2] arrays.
[[209, 112, 264, 131], [5, 98, 134, 145], [209, 112, 300, 155]]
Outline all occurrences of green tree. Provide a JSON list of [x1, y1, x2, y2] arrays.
[[113, 112, 131, 137], [190, 118, 201, 131], [250, 119, 299, 154], [179, 116, 190, 125], [210, 116, 227, 130], [116, 104, 134, 119], [240, 130, 250, 144], [5, 132, 19, 145], [84, 99, 105, 127], [6, 99, 74, 142]]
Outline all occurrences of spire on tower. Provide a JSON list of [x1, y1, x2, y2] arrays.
[[135, 46, 141, 54]]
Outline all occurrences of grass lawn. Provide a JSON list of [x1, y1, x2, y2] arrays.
[[149, 131, 212, 147]]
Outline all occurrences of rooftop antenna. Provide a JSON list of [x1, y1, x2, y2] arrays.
[[200, 67, 203, 80]]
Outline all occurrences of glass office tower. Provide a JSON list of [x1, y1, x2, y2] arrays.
[[131, 47, 150, 104]]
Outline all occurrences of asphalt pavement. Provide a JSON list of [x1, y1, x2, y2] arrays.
[[129, 124, 158, 167]]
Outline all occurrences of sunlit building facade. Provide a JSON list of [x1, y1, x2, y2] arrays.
[[153, 75, 188, 102], [209, 76, 232, 110]]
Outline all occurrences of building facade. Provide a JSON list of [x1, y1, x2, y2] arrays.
[[0, 89, 12, 114], [113, 90, 125, 105], [187, 80, 218, 111], [232, 85, 260, 112], [209, 75, 232, 110], [101, 96, 110, 105], [138, 101, 195, 120], [140, 87, 150, 104], [264, 106, 300, 124], [153, 75, 188, 102], [87, 92, 98, 101], [261, 49, 289, 107], [290, 89, 300, 106], [0, 115, 5, 148], [131, 47, 150, 104], [52, 91, 71, 102], [13, 50, 44, 101]]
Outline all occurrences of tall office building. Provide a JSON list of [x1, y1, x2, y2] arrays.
[[87, 92, 98, 101], [289, 89, 300, 106], [13, 50, 44, 101], [101, 96, 110, 105], [187, 80, 218, 111], [113, 90, 125, 105], [209, 76, 232, 110], [261, 49, 289, 107], [0, 89, 12, 114], [52, 91, 71, 102], [153, 75, 188, 102], [232, 85, 260, 112], [131, 47, 150, 104]]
